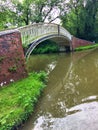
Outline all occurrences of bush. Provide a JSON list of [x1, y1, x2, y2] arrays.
[[32, 40, 59, 54]]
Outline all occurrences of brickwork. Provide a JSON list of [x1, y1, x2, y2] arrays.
[[0, 30, 27, 87], [72, 37, 93, 50]]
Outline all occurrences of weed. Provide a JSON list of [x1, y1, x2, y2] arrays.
[[8, 65, 17, 73], [0, 56, 5, 63]]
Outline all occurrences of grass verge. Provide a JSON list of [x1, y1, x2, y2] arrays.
[[0, 71, 47, 130], [75, 43, 98, 51]]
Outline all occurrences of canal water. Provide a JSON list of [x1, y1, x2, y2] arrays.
[[20, 49, 98, 130]]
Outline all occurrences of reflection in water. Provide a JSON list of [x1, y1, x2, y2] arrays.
[[82, 95, 98, 102], [20, 49, 98, 130], [46, 61, 57, 74]]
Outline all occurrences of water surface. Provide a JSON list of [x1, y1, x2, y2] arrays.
[[21, 49, 98, 130]]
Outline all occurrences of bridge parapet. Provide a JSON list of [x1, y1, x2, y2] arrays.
[[18, 23, 58, 46], [18, 23, 72, 47], [60, 26, 72, 41]]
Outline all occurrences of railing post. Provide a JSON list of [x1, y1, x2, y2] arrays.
[[58, 25, 60, 36]]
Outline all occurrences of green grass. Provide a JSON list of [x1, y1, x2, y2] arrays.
[[75, 43, 98, 51], [0, 72, 47, 130]]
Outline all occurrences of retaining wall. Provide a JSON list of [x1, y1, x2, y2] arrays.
[[0, 30, 27, 87], [72, 37, 93, 50]]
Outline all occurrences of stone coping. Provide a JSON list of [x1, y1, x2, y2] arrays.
[[0, 29, 19, 36]]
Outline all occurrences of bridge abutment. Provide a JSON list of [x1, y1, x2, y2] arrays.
[[0, 30, 27, 87]]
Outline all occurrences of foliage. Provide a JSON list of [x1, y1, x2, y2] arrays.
[[32, 40, 59, 54], [61, 0, 98, 42], [0, 71, 47, 130], [0, 56, 5, 63], [0, 0, 17, 30], [8, 65, 17, 73], [0, 0, 65, 29]]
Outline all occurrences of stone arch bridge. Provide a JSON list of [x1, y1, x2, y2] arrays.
[[18, 23, 92, 58], [0, 23, 93, 86], [18, 23, 72, 58]]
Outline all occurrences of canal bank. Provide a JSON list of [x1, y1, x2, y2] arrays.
[[0, 72, 47, 130]]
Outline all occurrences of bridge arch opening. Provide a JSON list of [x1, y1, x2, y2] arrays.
[[25, 34, 71, 59], [30, 39, 59, 54]]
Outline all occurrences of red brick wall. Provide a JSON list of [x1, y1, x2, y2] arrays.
[[72, 37, 93, 50], [0, 30, 27, 87]]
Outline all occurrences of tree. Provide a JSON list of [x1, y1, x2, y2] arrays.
[[83, 0, 98, 40], [61, 0, 86, 37], [31, 0, 65, 23], [61, 0, 98, 41], [0, 0, 67, 29], [0, 0, 17, 30], [18, 0, 66, 24], [2, 0, 66, 27]]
